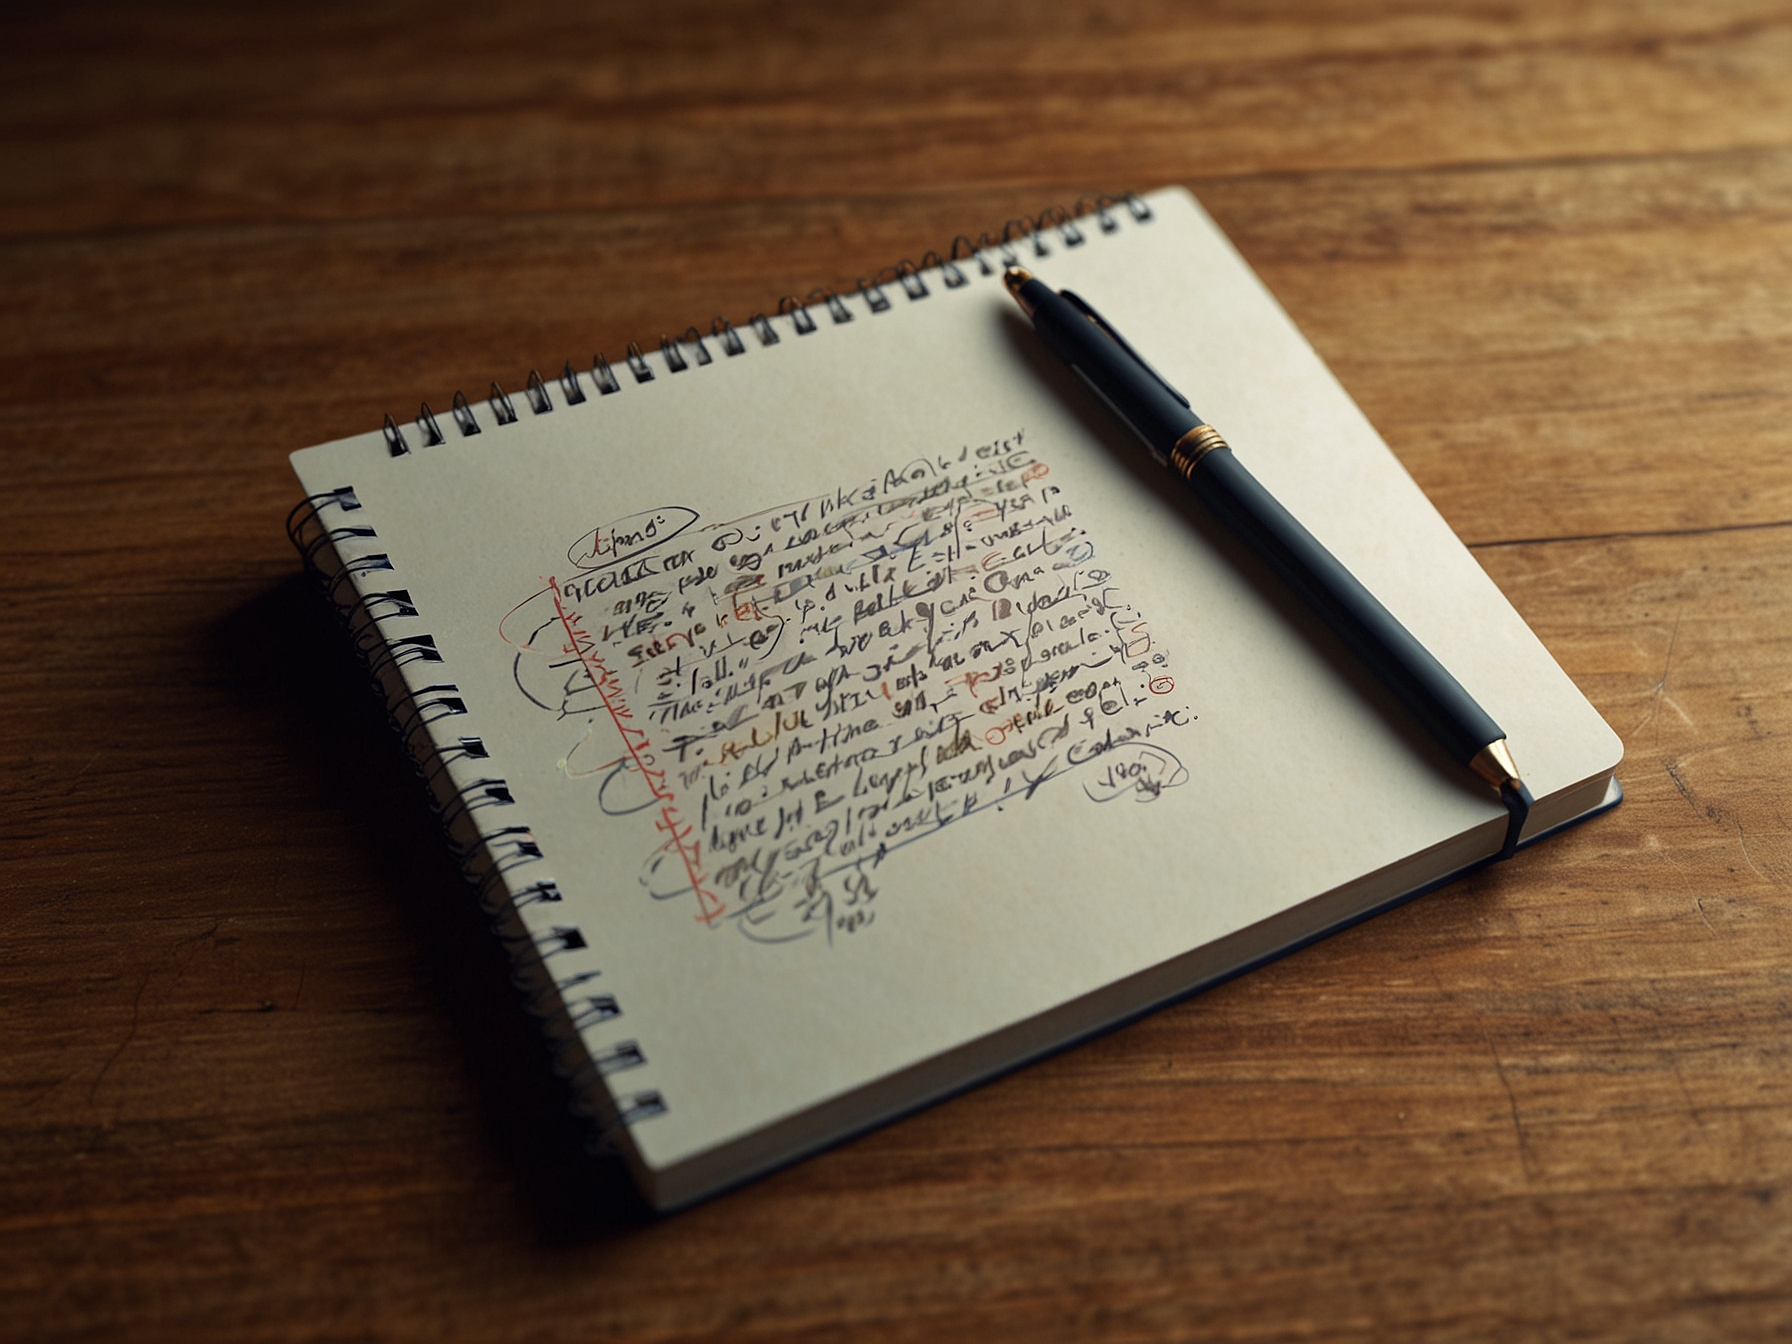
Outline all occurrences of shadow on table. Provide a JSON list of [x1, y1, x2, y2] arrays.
[[213, 572, 655, 1240]]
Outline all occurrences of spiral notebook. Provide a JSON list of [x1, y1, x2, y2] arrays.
[[287, 187, 1622, 1211]]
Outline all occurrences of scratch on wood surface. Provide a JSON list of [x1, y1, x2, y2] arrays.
[[85, 921, 224, 1108], [1669, 1051, 1707, 1130], [1473, 1017, 1535, 1182], [1664, 760, 1696, 809], [1424, 965, 1533, 1175], [1664, 759, 1784, 886], [1630, 609, 1690, 740], [1656, 736, 1770, 771], [87, 970, 151, 1104], [1640, 980, 1710, 1128], [1694, 897, 1715, 934], [17, 1073, 73, 1112], [1469, 518, 1792, 551], [63, 749, 102, 796], [1733, 820, 1774, 885]]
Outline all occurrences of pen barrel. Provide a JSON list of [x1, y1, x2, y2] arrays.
[[1187, 448, 1505, 766], [1032, 294, 1201, 453]]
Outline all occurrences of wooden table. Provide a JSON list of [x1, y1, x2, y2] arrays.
[[6, 3, 1791, 1338]]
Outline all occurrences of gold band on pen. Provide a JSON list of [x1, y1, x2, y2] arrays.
[[1169, 423, 1228, 479]]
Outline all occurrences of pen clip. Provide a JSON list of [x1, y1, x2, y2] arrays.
[[1059, 290, 1191, 411]]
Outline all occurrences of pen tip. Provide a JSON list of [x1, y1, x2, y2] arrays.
[[1003, 266, 1036, 313], [1470, 739, 1523, 792]]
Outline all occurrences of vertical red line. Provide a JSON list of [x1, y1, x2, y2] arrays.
[[549, 579, 724, 925]]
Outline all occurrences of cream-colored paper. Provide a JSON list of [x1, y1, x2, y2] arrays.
[[291, 188, 1621, 1208]]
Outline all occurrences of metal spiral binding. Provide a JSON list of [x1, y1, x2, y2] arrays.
[[416, 402, 446, 446], [777, 295, 817, 335], [374, 192, 1155, 440], [283, 485, 658, 1158], [451, 390, 481, 436], [747, 312, 780, 346], [710, 316, 746, 356]]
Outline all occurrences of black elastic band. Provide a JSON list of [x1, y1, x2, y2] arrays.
[[1497, 780, 1535, 861]]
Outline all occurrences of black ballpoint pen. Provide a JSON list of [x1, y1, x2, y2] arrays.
[[1003, 265, 1536, 859]]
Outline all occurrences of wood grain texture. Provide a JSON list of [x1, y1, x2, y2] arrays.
[[3, 2, 1790, 1340]]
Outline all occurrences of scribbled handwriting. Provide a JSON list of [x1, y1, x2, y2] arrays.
[[500, 430, 1192, 944]]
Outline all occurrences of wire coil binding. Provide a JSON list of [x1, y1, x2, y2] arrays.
[[285, 479, 657, 1157], [376, 193, 1155, 439]]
